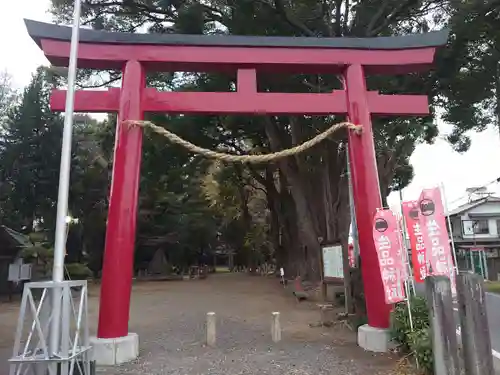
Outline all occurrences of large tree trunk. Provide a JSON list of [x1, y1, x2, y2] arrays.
[[377, 149, 400, 207], [264, 118, 323, 281], [321, 143, 354, 311], [264, 166, 286, 271], [234, 167, 256, 271], [262, 116, 357, 283], [277, 170, 303, 277]]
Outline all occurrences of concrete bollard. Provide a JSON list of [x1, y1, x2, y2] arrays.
[[271, 312, 281, 342], [206, 312, 216, 347]]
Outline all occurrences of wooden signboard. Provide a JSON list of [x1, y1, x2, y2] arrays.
[[321, 243, 344, 283]]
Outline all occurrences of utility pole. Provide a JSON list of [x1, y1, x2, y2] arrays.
[[50, 0, 83, 361]]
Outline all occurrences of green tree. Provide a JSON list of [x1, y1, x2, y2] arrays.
[[0, 67, 63, 231], [203, 162, 271, 270], [0, 65, 229, 277], [47, 0, 496, 283], [0, 70, 18, 121], [440, 0, 500, 142]]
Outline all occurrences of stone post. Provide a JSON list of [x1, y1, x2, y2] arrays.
[[271, 312, 281, 342], [206, 312, 216, 347]]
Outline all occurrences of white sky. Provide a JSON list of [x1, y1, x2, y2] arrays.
[[2, 0, 500, 211]]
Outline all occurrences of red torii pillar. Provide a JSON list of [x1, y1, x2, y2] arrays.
[[25, 18, 448, 362]]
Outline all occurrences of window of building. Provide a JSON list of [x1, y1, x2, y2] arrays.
[[473, 220, 490, 234], [497, 220, 500, 236]]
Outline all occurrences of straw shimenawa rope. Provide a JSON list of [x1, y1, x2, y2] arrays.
[[125, 120, 362, 164]]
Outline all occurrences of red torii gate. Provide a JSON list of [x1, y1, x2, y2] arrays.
[[25, 19, 447, 360]]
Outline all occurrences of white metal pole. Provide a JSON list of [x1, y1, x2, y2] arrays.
[[482, 250, 489, 280], [479, 250, 485, 278], [440, 183, 459, 274], [53, 0, 82, 283], [346, 151, 360, 266], [405, 282, 414, 332], [50, 0, 82, 361], [399, 188, 416, 294], [404, 280, 419, 368]]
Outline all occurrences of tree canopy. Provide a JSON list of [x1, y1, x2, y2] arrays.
[[1, 0, 498, 284]]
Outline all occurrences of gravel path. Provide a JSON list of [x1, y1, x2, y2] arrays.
[[0, 273, 397, 375]]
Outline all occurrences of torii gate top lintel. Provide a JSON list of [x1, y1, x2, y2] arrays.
[[27, 19, 448, 117], [25, 19, 449, 74]]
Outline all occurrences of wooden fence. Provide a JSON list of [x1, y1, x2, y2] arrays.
[[426, 273, 494, 375]]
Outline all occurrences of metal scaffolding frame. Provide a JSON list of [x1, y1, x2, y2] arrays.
[[8, 280, 91, 375]]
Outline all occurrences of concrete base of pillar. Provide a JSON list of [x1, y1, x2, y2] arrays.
[[90, 333, 139, 365], [357, 324, 393, 352]]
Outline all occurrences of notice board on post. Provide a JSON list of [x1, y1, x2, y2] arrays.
[[321, 243, 344, 282]]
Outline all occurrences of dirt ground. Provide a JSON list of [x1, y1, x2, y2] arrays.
[[0, 273, 400, 375]]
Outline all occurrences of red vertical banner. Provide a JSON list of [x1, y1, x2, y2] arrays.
[[402, 201, 428, 283], [372, 209, 406, 304], [418, 187, 456, 290], [394, 212, 409, 282], [348, 243, 355, 268]]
